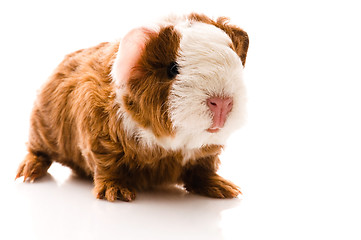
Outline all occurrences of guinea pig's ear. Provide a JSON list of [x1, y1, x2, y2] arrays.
[[216, 17, 249, 67], [112, 28, 154, 87]]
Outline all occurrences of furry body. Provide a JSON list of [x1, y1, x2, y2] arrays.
[[16, 14, 249, 201]]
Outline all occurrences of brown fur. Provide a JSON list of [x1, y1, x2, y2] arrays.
[[124, 26, 180, 138], [16, 14, 246, 201]]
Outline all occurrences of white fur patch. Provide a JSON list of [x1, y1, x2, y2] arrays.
[[112, 19, 246, 164], [167, 22, 247, 150]]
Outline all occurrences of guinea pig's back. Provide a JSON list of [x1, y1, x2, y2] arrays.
[[28, 41, 120, 177]]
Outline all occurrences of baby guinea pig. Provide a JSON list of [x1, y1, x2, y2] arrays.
[[16, 13, 249, 202]]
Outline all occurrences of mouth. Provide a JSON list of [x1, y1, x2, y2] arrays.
[[207, 127, 221, 133]]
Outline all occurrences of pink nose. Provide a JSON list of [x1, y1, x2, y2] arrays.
[[206, 97, 233, 133]]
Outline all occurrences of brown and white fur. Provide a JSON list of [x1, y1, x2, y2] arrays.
[[16, 13, 249, 202]]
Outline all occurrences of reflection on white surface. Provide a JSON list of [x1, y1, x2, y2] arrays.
[[7, 164, 241, 240]]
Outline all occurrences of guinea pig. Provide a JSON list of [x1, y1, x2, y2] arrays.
[[15, 13, 249, 202]]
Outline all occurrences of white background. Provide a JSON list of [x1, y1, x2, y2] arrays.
[[0, 0, 360, 239]]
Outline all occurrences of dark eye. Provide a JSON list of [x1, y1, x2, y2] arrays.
[[167, 61, 179, 79]]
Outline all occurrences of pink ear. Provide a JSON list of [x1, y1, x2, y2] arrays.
[[112, 28, 151, 87]]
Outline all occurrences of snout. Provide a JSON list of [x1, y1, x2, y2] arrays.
[[206, 97, 233, 133]]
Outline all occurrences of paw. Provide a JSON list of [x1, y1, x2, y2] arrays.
[[204, 178, 241, 198], [94, 181, 136, 202], [15, 153, 51, 182], [185, 175, 241, 199]]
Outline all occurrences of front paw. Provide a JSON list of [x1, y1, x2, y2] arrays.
[[15, 153, 52, 182], [94, 181, 136, 202], [185, 175, 241, 199]]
